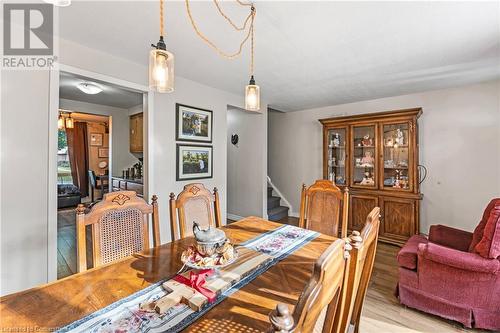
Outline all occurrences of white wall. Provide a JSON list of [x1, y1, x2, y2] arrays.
[[1, 70, 51, 293], [59, 98, 139, 175], [0, 36, 268, 295], [227, 107, 268, 220], [269, 80, 500, 233]]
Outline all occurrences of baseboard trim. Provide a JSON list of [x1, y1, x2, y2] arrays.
[[227, 213, 245, 222]]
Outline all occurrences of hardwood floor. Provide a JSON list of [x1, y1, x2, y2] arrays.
[[57, 216, 486, 332]]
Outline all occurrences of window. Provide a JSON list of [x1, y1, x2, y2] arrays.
[[57, 129, 72, 184]]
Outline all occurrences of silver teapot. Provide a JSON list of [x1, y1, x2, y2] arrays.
[[192, 222, 227, 257]]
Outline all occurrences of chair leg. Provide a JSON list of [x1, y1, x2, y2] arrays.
[[90, 186, 94, 202]]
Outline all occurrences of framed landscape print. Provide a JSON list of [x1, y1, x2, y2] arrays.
[[176, 103, 213, 143], [176, 144, 213, 181]]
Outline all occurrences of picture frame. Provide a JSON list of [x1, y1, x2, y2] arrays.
[[176, 103, 213, 143], [98, 148, 109, 158], [176, 144, 213, 181], [90, 133, 103, 146]]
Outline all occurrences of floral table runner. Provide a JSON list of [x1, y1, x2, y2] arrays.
[[57, 224, 319, 333]]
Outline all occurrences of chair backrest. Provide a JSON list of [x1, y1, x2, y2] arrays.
[[269, 238, 349, 333], [333, 207, 381, 333], [169, 183, 222, 241], [88, 170, 97, 188], [299, 180, 349, 238], [76, 191, 160, 272]]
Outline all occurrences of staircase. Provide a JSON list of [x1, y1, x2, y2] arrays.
[[267, 186, 289, 221]]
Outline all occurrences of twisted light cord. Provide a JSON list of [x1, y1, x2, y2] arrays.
[[212, 0, 252, 31], [160, 0, 164, 36], [185, 0, 256, 60]]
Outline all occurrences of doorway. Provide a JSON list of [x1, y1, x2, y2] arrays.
[[55, 70, 147, 279]]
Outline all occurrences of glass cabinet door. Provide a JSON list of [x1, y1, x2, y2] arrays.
[[351, 124, 377, 188], [382, 122, 412, 190], [327, 128, 347, 186]]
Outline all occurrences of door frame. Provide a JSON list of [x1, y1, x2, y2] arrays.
[[48, 64, 154, 281]]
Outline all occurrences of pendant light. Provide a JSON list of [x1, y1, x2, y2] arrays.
[[149, 0, 174, 93], [58, 113, 65, 130], [65, 113, 74, 129], [245, 9, 260, 112]]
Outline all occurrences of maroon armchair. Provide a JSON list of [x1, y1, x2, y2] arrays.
[[397, 199, 500, 330]]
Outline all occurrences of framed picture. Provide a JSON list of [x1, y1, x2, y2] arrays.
[[176, 144, 213, 181], [176, 103, 212, 143], [98, 148, 109, 158], [90, 133, 103, 146]]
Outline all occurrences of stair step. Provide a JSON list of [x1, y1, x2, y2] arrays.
[[267, 187, 273, 197], [267, 196, 281, 210], [268, 206, 289, 222]]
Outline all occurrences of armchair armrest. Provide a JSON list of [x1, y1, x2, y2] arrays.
[[429, 224, 473, 252], [418, 242, 500, 274]]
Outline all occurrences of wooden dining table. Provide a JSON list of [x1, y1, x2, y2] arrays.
[[0, 217, 336, 332]]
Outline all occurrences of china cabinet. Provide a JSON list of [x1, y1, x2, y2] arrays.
[[320, 108, 423, 245]]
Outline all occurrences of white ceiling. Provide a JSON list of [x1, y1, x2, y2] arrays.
[[58, 1, 500, 111], [59, 71, 143, 108]]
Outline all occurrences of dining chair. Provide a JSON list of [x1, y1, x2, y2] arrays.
[[332, 207, 381, 333], [88, 170, 108, 202], [169, 183, 222, 241], [299, 180, 349, 238], [75, 190, 160, 272], [269, 238, 350, 333]]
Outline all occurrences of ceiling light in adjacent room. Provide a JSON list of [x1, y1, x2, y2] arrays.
[[65, 113, 74, 129], [58, 113, 65, 130], [43, 0, 71, 7], [77, 82, 103, 95]]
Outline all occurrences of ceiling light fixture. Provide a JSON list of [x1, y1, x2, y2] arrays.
[[58, 113, 65, 130], [185, 0, 260, 111], [149, 0, 174, 93], [77, 82, 103, 95], [65, 113, 74, 129], [245, 9, 260, 112], [43, 0, 71, 7]]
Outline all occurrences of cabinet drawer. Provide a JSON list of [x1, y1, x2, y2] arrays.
[[119, 181, 127, 190], [126, 182, 143, 195], [112, 179, 120, 188]]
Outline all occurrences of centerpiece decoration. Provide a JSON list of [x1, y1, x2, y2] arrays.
[[181, 222, 237, 277]]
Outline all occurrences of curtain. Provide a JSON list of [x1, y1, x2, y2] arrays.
[[66, 122, 89, 197]]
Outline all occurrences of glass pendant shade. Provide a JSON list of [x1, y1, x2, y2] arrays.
[[65, 115, 74, 129], [149, 48, 174, 93], [245, 77, 260, 111], [58, 114, 65, 130]]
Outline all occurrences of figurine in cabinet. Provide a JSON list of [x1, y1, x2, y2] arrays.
[[395, 128, 404, 145], [385, 137, 394, 147], [362, 133, 373, 146], [361, 151, 374, 167], [360, 169, 374, 186], [393, 169, 402, 188], [332, 133, 340, 147]]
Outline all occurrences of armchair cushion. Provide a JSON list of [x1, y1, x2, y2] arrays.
[[474, 203, 500, 259], [469, 198, 500, 252], [418, 242, 500, 274], [397, 234, 428, 270], [429, 225, 472, 252]]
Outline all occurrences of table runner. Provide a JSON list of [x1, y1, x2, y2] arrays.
[[57, 224, 319, 333]]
